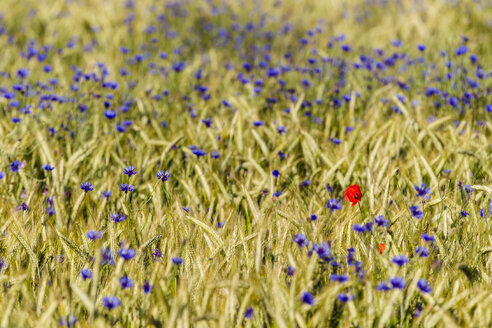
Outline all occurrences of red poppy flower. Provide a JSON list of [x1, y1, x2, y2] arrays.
[[344, 184, 362, 206], [378, 243, 386, 255]]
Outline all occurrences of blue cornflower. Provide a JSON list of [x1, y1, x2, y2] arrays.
[[18, 202, 29, 212], [486, 104, 492, 113], [101, 190, 112, 198], [299, 180, 311, 188], [391, 39, 403, 47], [410, 205, 423, 219], [365, 222, 374, 232], [417, 279, 432, 293], [79, 104, 88, 112], [102, 296, 121, 310], [59, 315, 77, 327], [277, 126, 286, 134], [330, 274, 349, 283], [201, 117, 213, 127], [389, 277, 406, 289], [123, 165, 137, 177], [46, 207, 55, 217], [273, 191, 282, 198], [210, 151, 220, 159], [464, 185, 474, 194], [421, 233, 435, 243], [156, 170, 170, 181], [172, 257, 183, 265], [353, 224, 366, 233], [417, 44, 426, 52], [272, 170, 280, 178], [103, 110, 117, 119], [460, 211, 469, 217], [172, 61, 185, 72], [245, 307, 254, 319], [326, 199, 342, 212], [194, 69, 203, 80], [267, 67, 281, 77], [80, 268, 93, 280], [331, 261, 341, 268], [355, 261, 366, 281], [329, 138, 342, 145], [100, 247, 115, 266], [253, 120, 264, 126], [454, 45, 468, 56], [110, 213, 127, 223], [448, 97, 459, 107], [86, 230, 103, 241], [182, 206, 190, 213], [416, 246, 429, 258], [151, 249, 163, 262], [116, 124, 126, 133], [414, 183, 430, 199], [341, 44, 352, 52], [301, 292, 315, 305], [310, 214, 318, 221], [293, 234, 309, 248], [119, 276, 133, 289], [217, 221, 225, 228], [0, 171, 4, 179], [392, 255, 409, 267], [337, 293, 354, 302], [118, 248, 136, 261], [376, 282, 391, 291], [192, 149, 206, 157], [425, 87, 440, 97], [286, 266, 295, 276], [347, 248, 356, 266], [195, 85, 208, 93], [80, 182, 94, 192], [313, 242, 331, 261], [143, 281, 154, 294], [10, 161, 22, 172], [16, 68, 29, 79], [120, 183, 135, 193], [42, 164, 55, 171], [374, 215, 388, 227]]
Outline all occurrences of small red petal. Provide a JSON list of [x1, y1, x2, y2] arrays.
[[378, 243, 386, 254]]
